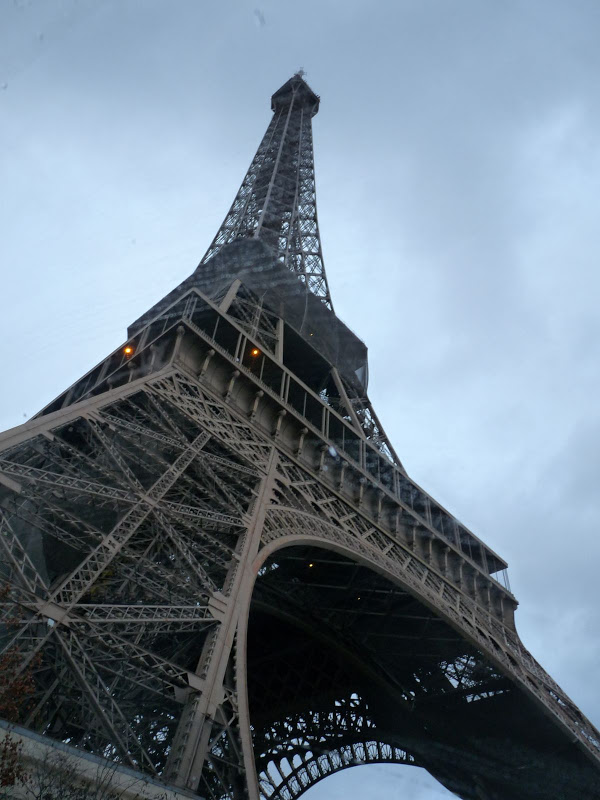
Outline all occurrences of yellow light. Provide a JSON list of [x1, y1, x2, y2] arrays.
[[308, 563, 314, 568], [250, 348, 260, 357], [124, 346, 133, 355]]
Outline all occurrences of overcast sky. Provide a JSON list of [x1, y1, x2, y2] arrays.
[[2, 2, 600, 797]]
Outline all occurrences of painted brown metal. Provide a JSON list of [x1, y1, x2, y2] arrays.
[[0, 76, 599, 800]]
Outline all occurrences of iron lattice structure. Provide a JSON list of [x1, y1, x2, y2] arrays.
[[199, 76, 332, 308], [1, 74, 599, 800]]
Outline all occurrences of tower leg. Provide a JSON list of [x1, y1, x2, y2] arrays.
[[165, 450, 279, 797]]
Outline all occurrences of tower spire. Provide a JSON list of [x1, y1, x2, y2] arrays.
[[198, 74, 333, 309]]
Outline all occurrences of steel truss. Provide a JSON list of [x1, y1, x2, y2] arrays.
[[198, 74, 332, 308], [2, 359, 599, 797], [1, 74, 599, 800]]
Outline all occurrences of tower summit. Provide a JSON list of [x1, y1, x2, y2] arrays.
[[1, 76, 599, 800], [199, 72, 331, 308]]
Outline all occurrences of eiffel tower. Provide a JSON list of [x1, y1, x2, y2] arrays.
[[1, 74, 599, 800]]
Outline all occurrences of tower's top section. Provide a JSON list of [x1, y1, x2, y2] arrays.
[[271, 72, 320, 115], [197, 74, 333, 308]]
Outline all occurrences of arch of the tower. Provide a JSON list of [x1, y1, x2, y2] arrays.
[[244, 533, 598, 800], [245, 545, 420, 799]]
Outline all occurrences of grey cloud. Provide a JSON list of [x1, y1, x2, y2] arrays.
[[1, 2, 599, 798]]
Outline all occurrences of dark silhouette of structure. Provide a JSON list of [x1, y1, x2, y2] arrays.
[[1, 74, 599, 800]]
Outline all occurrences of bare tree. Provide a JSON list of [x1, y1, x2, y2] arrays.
[[1, 746, 171, 800], [0, 582, 38, 792]]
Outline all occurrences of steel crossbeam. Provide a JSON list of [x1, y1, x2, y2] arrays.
[[72, 604, 214, 625], [54, 629, 158, 771], [0, 459, 137, 503], [64, 623, 193, 692], [162, 500, 243, 528], [49, 430, 210, 607], [153, 510, 220, 593], [0, 513, 48, 597]]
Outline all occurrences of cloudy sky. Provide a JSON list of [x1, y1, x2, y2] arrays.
[[2, 2, 600, 797]]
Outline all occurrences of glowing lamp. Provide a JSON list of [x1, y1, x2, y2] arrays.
[[250, 348, 260, 357], [124, 346, 133, 355]]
